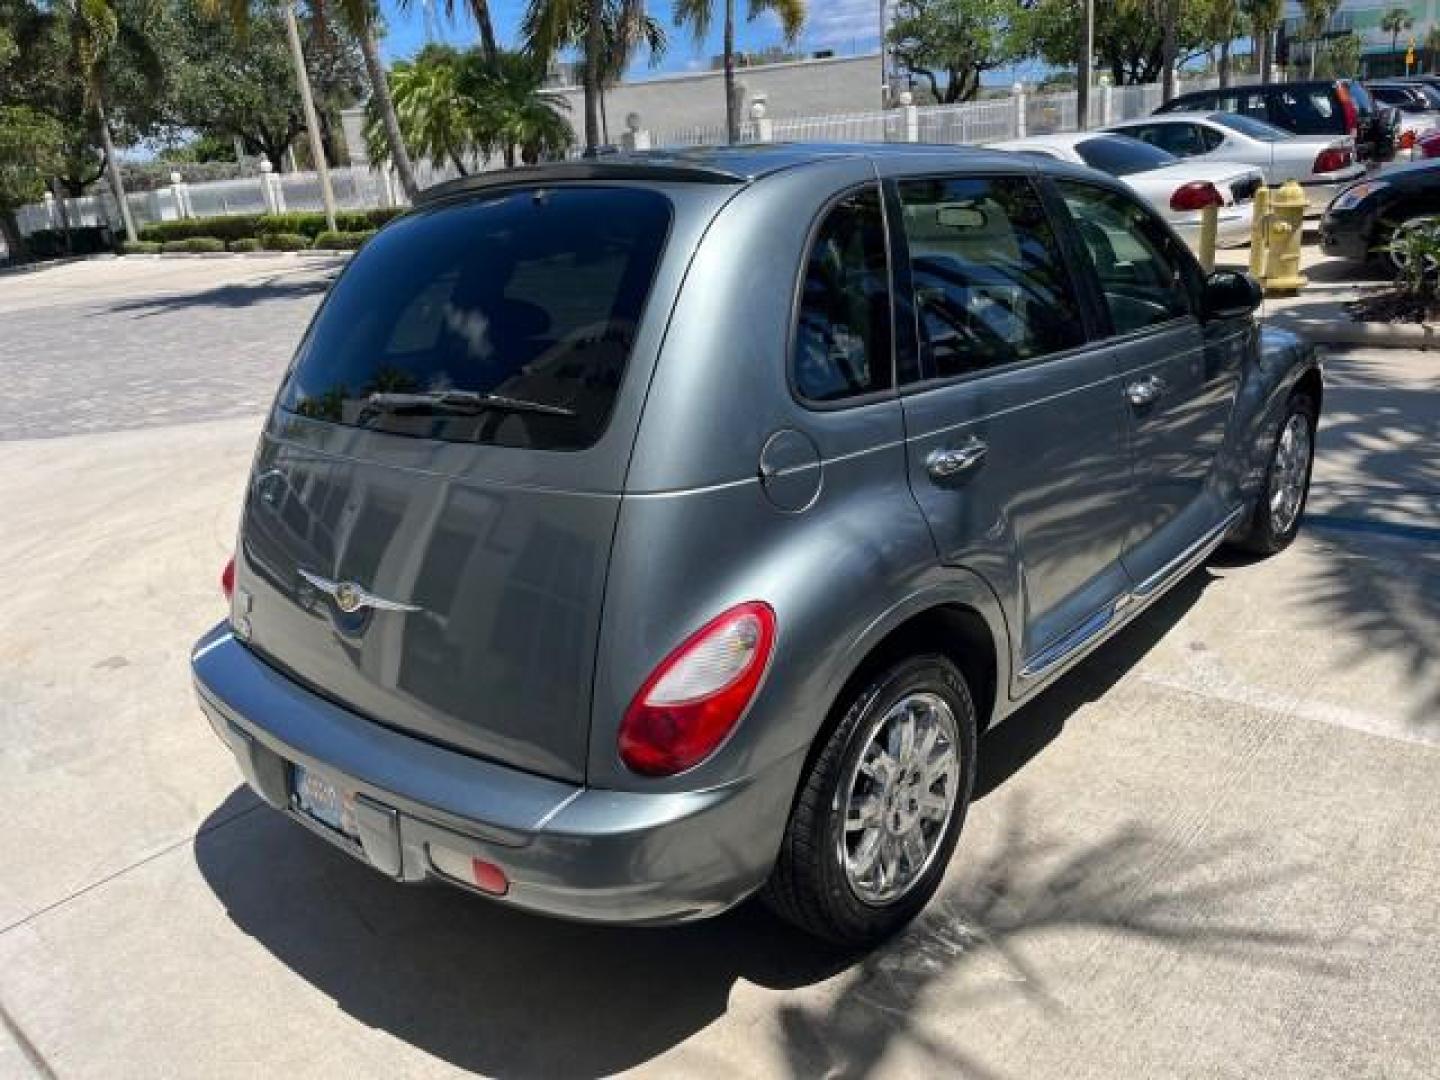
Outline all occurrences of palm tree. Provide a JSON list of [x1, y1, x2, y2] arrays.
[[1301, 0, 1341, 78], [1207, 0, 1242, 88], [523, 0, 665, 151], [466, 50, 574, 165], [1381, 6, 1413, 67], [1115, 0, 1179, 101], [56, 0, 158, 242], [672, 0, 804, 144], [365, 46, 475, 173], [1240, 0, 1283, 83], [399, 0, 499, 63], [1428, 26, 1440, 73], [210, 0, 419, 200]]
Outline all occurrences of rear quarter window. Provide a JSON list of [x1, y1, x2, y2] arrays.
[[279, 186, 671, 450]]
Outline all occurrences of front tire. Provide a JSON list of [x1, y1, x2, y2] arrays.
[[762, 655, 977, 947], [1231, 392, 1317, 556]]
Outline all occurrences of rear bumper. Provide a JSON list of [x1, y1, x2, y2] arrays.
[[191, 623, 802, 925]]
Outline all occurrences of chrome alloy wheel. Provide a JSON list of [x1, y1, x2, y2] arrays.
[[839, 691, 961, 906], [1269, 412, 1312, 536], [1388, 217, 1440, 277]]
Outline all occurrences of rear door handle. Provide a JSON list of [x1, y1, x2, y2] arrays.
[[1125, 375, 1166, 407], [926, 437, 988, 481]]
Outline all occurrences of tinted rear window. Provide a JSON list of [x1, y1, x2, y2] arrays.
[[1074, 136, 1178, 176], [279, 186, 671, 450], [1211, 113, 1288, 141]]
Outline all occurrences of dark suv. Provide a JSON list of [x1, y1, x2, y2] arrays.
[[192, 145, 1322, 946], [1157, 79, 1397, 164]]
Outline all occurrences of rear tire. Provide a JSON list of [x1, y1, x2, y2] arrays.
[[762, 655, 977, 947], [1385, 214, 1440, 277], [1231, 392, 1317, 556]]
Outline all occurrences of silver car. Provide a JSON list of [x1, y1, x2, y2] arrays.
[[1104, 111, 1367, 214], [193, 145, 1322, 946]]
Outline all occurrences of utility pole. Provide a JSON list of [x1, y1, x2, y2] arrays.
[[1077, 0, 1094, 129], [282, 2, 338, 233], [879, 0, 888, 107]]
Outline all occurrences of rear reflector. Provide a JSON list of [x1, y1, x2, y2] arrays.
[[619, 601, 777, 777], [221, 555, 235, 602], [1312, 146, 1354, 173], [1170, 181, 1224, 212], [429, 844, 509, 895], [1337, 83, 1359, 134]]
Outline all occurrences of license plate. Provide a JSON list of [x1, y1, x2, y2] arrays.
[[293, 764, 359, 841]]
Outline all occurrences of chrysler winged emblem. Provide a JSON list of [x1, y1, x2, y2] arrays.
[[297, 569, 421, 614]]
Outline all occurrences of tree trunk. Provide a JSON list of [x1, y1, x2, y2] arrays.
[[582, 0, 603, 151], [1160, 0, 1177, 102], [1259, 27, 1273, 84], [94, 92, 137, 244], [0, 209, 24, 262], [600, 83, 609, 145], [1219, 38, 1232, 88], [470, 0, 498, 64], [358, 23, 418, 198], [724, 0, 739, 143], [283, 3, 339, 229]]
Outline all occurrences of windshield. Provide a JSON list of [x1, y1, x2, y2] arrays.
[[1210, 113, 1289, 141], [279, 186, 671, 451], [1074, 136, 1179, 176]]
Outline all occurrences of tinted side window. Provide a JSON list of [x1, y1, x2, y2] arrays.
[[1272, 90, 1343, 134], [896, 175, 1085, 379], [792, 186, 893, 402], [1056, 181, 1199, 336]]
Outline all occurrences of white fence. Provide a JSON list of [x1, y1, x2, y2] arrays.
[[14, 73, 1268, 240]]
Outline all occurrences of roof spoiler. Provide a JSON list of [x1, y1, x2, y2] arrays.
[[414, 159, 748, 205]]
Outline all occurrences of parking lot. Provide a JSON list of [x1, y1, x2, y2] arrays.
[[0, 255, 1437, 1078]]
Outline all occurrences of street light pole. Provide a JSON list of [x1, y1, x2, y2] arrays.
[[282, 2, 338, 233], [1077, 0, 1093, 129], [879, 0, 888, 107]]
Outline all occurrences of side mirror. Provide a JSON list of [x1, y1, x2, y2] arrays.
[[1201, 270, 1263, 320]]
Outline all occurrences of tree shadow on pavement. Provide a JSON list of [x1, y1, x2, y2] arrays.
[[189, 563, 1327, 1078], [97, 273, 334, 317]]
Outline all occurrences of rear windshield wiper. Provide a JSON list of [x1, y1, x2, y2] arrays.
[[362, 389, 577, 418]]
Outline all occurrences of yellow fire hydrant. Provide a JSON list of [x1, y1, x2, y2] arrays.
[[1248, 180, 1308, 294]]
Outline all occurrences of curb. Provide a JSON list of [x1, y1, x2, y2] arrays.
[[0, 253, 117, 276], [1269, 316, 1439, 349]]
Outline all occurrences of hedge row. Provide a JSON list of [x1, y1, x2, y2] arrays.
[[20, 227, 114, 258], [139, 208, 401, 244], [313, 229, 375, 250], [117, 231, 373, 255], [161, 237, 226, 253]]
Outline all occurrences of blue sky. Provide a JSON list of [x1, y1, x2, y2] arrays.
[[377, 0, 886, 73]]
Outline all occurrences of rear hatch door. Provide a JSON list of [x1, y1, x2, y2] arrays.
[[233, 181, 719, 783]]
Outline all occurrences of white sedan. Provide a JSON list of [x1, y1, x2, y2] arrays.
[[1104, 111, 1366, 213], [990, 132, 1263, 251]]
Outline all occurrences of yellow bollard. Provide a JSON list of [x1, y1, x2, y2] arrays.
[[1248, 186, 1269, 279], [1197, 202, 1219, 273], [1261, 179, 1308, 294]]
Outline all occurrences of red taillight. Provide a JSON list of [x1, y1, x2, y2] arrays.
[[1337, 83, 1359, 134], [618, 601, 777, 777], [1400, 129, 1416, 151], [1312, 146, 1353, 173], [221, 555, 235, 602], [1170, 181, 1224, 212], [469, 858, 509, 896]]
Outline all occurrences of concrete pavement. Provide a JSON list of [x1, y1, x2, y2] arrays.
[[0, 259, 1436, 1079]]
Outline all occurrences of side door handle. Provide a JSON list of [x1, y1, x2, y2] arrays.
[[1125, 375, 1166, 407], [926, 437, 988, 481]]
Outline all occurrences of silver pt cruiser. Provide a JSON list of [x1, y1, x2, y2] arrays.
[[193, 144, 1321, 946]]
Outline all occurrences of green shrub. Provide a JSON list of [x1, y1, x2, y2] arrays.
[[229, 238, 261, 252], [21, 227, 115, 258], [260, 231, 310, 251], [140, 215, 261, 244], [160, 237, 226, 253], [119, 240, 161, 255], [138, 207, 403, 244], [312, 230, 375, 250]]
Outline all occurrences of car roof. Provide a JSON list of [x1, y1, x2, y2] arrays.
[[417, 142, 1040, 204], [1112, 111, 1220, 125]]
